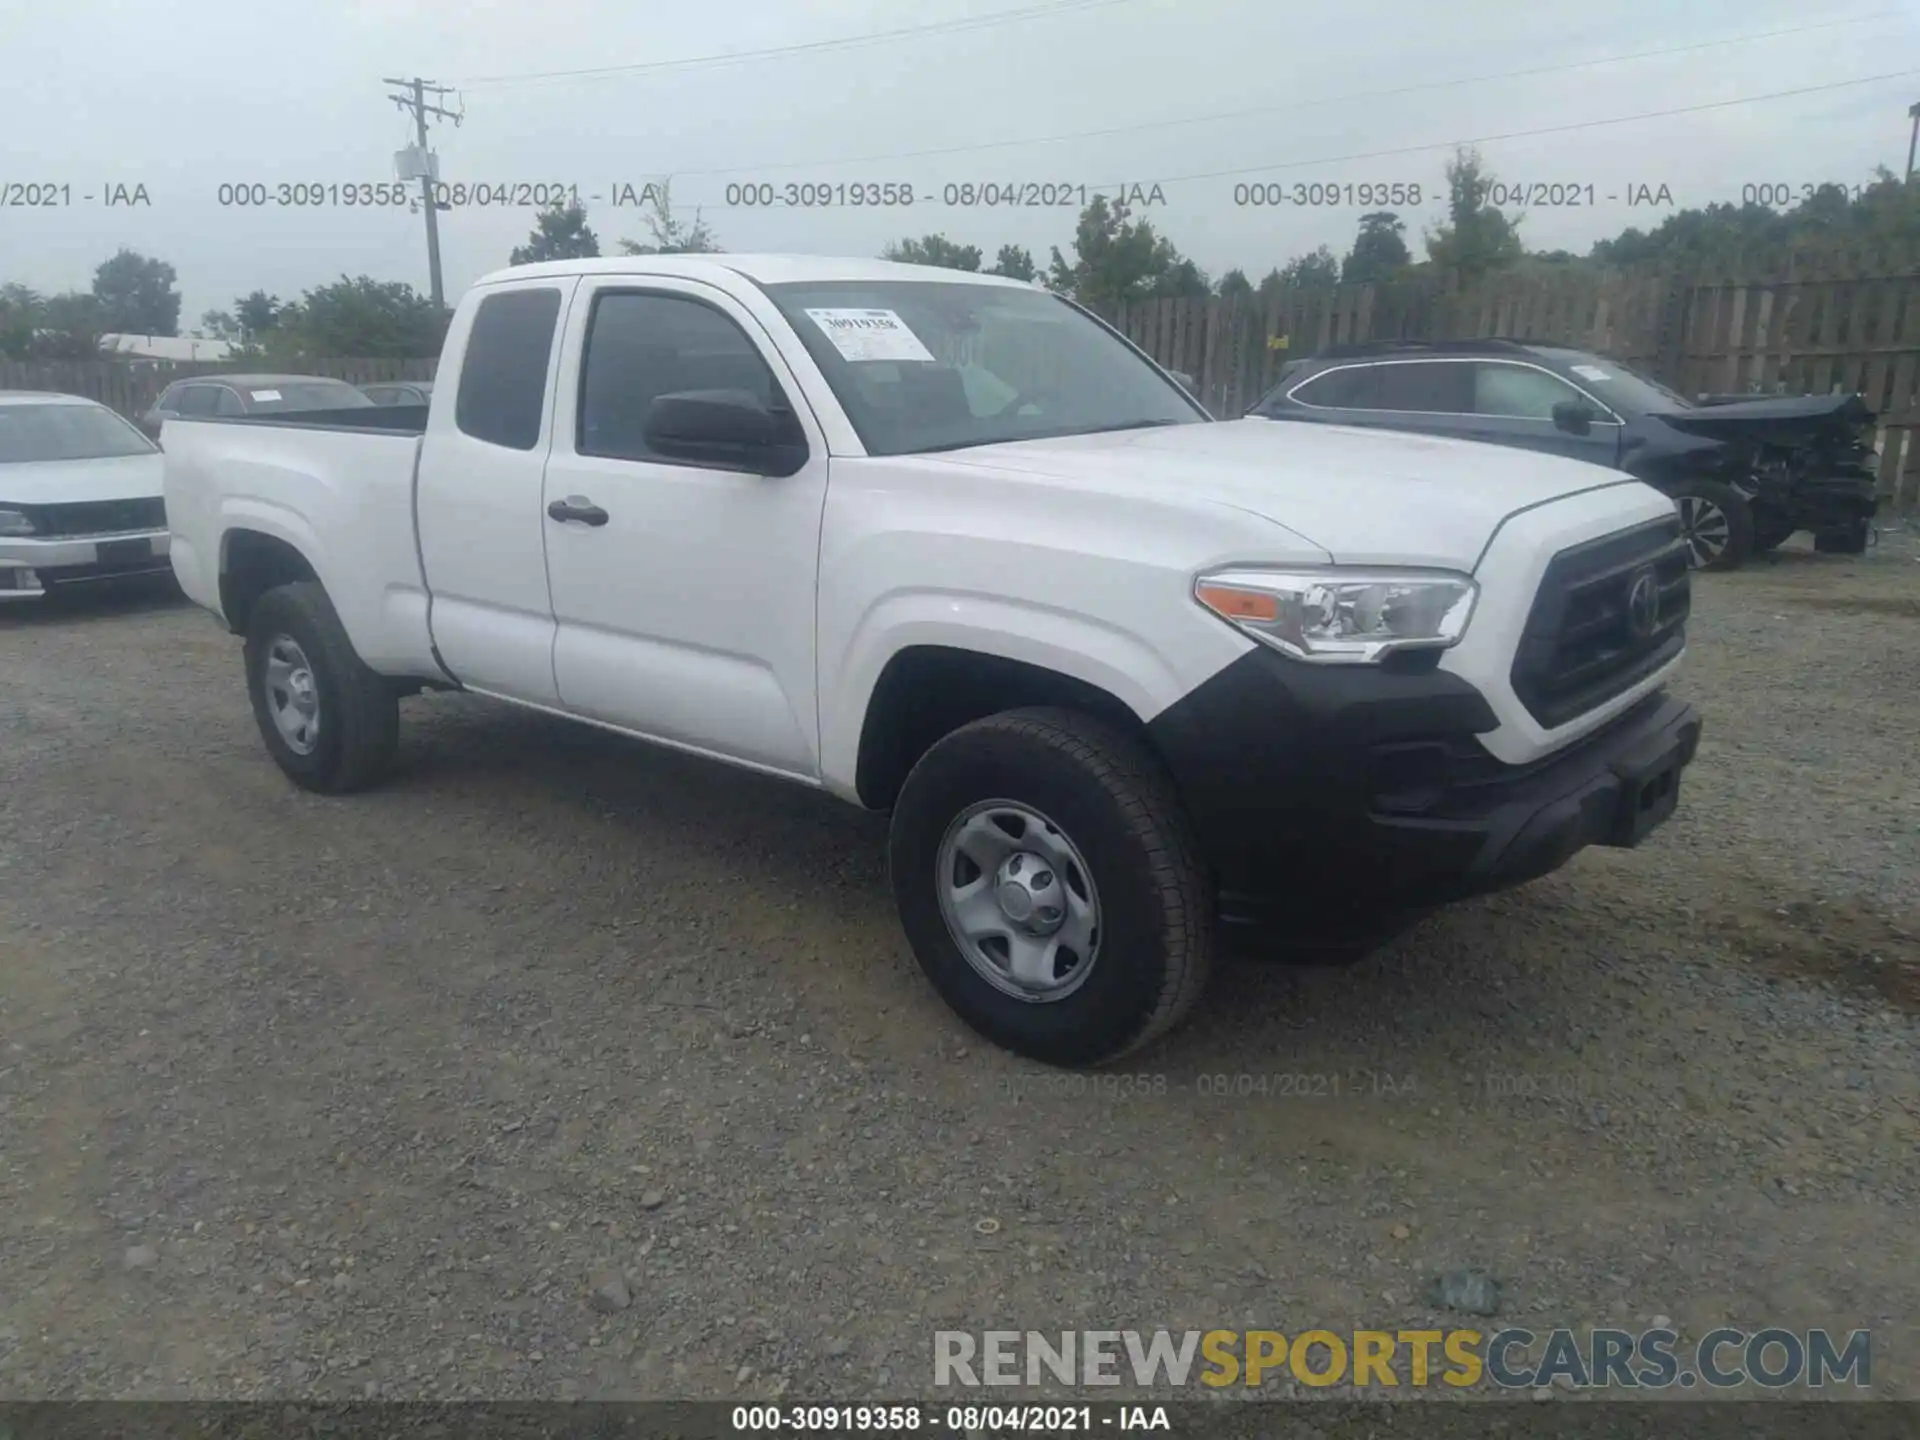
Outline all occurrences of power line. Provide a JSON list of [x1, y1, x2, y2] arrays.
[[452, 0, 1142, 88], [1074, 69, 1920, 193], [658, 10, 1906, 179]]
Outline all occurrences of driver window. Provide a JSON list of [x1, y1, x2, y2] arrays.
[[1474, 363, 1585, 420], [578, 291, 785, 463]]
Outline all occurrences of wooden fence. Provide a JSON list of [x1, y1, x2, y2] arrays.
[[1104, 263, 1920, 509], [8, 259, 1920, 507], [0, 357, 438, 422]]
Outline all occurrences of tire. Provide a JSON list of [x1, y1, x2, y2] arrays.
[[243, 581, 399, 794], [888, 707, 1214, 1067], [1813, 518, 1871, 555], [1671, 480, 1754, 571]]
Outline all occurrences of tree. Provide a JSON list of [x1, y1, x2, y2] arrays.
[[989, 244, 1037, 282], [1046, 195, 1204, 311], [35, 292, 107, 359], [1254, 268, 1288, 307], [1216, 268, 1254, 303], [1276, 245, 1340, 289], [1425, 147, 1524, 279], [618, 181, 722, 255], [91, 248, 181, 336], [882, 234, 982, 271], [0, 284, 43, 359], [1589, 170, 1919, 270], [0, 284, 105, 359], [199, 291, 284, 346], [511, 200, 601, 265], [1342, 212, 1411, 285], [1156, 256, 1211, 298], [264, 276, 448, 359], [236, 291, 285, 340]]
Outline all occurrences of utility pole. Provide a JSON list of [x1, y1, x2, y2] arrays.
[[384, 77, 462, 307], [1908, 101, 1920, 185]]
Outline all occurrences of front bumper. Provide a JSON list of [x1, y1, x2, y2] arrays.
[[1145, 648, 1702, 936], [0, 528, 173, 599], [1748, 466, 1879, 531]]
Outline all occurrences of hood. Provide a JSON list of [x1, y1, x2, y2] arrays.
[[0, 451, 164, 506], [924, 417, 1644, 569], [1659, 391, 1874, 446]]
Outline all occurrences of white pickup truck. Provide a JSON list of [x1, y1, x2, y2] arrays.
[[165, 255, 1701, 1066]]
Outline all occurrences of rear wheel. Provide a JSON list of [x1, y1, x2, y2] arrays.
[[244, 581, 399, 794], [888, 707, 1214, 1067], [1672, 481, 1754, 571]]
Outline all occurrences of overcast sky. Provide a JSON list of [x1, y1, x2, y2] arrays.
[[2, 0, 1917, 325]]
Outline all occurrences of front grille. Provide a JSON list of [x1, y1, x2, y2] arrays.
[[17, 496, 166, 537], [1510, 518, 1689, 729]]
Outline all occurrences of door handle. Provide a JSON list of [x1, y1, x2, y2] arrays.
[[547, 496, 610, 527]]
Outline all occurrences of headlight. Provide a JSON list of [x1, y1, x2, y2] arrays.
[[0, 508, 34, 537], [1194, 567, 1477, 664]]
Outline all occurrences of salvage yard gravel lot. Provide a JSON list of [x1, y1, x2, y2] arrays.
[[2, 531, 1916, 1402]]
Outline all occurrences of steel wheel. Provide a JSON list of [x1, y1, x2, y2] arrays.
[[935, 800, 1101, 1003], [261, 634, 321, 755], [1677, 494, 1733, 569]]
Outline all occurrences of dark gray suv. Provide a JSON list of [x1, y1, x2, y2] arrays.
[[1250, 339, 1879, 571]]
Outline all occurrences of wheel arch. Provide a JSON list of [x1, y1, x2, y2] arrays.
[[852, 644, 1160, 811]]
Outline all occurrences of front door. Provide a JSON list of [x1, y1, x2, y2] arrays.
[[1463, 361, 1622, 468], [541, 279, 831, 779]]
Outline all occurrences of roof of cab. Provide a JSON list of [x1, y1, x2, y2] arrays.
[[471, 254, 1040, 291]]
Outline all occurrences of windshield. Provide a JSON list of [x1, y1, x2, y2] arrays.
[[242, 381, 375, 412], [0, 402, 158, 462], [762, 280, 1204, 456], [1532, 348, 1694, 414]]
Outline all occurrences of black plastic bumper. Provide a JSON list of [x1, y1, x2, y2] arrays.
[[1145, 649, 1702, 937]]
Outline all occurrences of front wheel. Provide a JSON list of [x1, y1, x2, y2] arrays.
[[1672, 480, 1754, 571], [243, 581, 399, 794], [888, 708, 1215, 1067]]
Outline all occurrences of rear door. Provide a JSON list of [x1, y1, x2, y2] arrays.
[[540, 277, 831, 777], [415, 278, 579, 704]]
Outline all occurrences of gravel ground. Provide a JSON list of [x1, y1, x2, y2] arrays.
[[1, 530, 1916, 1405]]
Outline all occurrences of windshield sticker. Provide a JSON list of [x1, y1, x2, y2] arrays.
[[804, 308, 936, 363], [1570, 365, 1611, 382], [249, 388, 283, 401]]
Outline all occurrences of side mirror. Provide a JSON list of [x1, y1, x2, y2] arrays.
[[1170, 370, 1196, 395], [1551, 400, 1594, 436], [640, 389, 807, 476]]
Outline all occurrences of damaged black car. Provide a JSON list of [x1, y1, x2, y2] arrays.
[[1248, 339, 1880, 570]]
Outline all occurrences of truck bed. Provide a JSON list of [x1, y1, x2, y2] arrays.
[[162, 414, 441, 678]]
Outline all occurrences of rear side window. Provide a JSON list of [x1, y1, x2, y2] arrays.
[[1369, 361, 1474, 413], [456, 288, 561, 450], [172, 385, 219, 417], [1290, 366, 1379, 409]]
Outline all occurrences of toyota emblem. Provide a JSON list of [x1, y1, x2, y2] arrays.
[[1626, 568, 1660, 639]]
